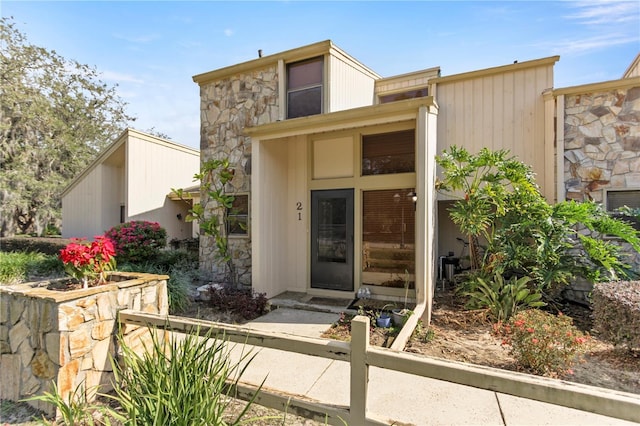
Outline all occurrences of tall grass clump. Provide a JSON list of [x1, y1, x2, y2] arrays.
[[0, 251, 63, 284], [111, 327, 262, 425]]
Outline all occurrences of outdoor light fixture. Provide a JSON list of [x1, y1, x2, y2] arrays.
[[176, 213, 182, 220]]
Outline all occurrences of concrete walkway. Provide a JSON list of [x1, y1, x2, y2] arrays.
[[236, 308, 638, 426]]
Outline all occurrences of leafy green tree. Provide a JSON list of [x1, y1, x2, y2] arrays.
[[436, 146, 640, 297], [0, 18, 134, 236]]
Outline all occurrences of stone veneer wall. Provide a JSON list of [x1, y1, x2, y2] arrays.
[[199, 65, 279, 286], [0, 272, 168, 415], [564, 86, 640, 201], [562, 85, 640, 302]]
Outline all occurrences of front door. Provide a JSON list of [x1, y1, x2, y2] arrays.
[[311, 189, 354, 291]]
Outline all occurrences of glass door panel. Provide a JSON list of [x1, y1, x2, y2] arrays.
[[362, 188, 415, 289]]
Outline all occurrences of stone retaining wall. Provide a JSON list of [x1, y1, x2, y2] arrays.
[[0, 272, 168, 415]]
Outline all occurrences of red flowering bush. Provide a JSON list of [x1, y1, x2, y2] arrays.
[[497, 309, 590, 378], [104, 221, 167, 263], [59, 236, 117, 288]]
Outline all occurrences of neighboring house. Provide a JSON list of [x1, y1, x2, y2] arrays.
[[192, 40, 639, 322], [61, 128, 200, 243]]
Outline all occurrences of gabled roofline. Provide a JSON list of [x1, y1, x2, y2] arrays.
[[623, 53, 640, 79], [244, 97, 437, 140], [60, 128, 199, 198], [192, 40, 380, 85], [430, 56, 560, 84], [551, 76, 640, 97]]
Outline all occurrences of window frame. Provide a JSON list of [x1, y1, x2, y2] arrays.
[[604, 188, 640, 232], [286, 56, 324, 119], [378, 87, 428, 104], [226, 193, 250, 238]]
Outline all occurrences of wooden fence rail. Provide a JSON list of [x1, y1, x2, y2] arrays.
[[118, 310, 640, 425]]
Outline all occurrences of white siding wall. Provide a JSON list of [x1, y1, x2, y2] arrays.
[[434, 62, 554, 194], [62, 166, 104, 239], [328, 54, 376, 112], [252, 138, 291, 297], [101, 163, 123, 233], [125, 135, 200, 241]]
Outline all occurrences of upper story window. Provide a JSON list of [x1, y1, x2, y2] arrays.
[[287, 56, 323, 119], [362, 129, 415, 176], [379, 88, 428, 104]]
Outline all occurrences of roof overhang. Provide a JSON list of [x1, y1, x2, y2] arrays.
[[244, 97, 438, 141], [192, 40, 380, 86], [550, 76, 640, 97], [431, 56, 560, 85]]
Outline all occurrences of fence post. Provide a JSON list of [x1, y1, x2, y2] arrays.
[[350, 315, 370, 425]]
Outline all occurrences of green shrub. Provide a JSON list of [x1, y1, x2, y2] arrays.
[[463, 273, 545, 322], [592, 280, 640, 350], [104, 221, 167, 263], [498, 309, 589, 378], [0, 237, 69, 255], [111, 327, 262, 425], [0, 251, 64, 284]]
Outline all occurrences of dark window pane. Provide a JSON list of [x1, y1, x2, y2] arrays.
[[287, 56, 323, 119], [287, 57, 323, 89], [379, 88, 428, 104], [317, 198, 347, 263], [288, 87, 322, 118], [362, 129, 415, 175], [227, 195, 249, 235]]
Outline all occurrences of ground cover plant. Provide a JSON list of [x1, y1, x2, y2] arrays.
[[435, 146, 640, 318], [0, 251, 63, 284]]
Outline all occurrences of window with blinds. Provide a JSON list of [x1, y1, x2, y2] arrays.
[[378, 88, 428, 104], [287, 56, 323, 119], [362, 129, 415, 175]]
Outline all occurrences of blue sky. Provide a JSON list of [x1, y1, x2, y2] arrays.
[[3, 1, 639, 150]]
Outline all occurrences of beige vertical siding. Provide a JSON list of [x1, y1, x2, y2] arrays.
[[432, 58, 557, 195], [125, 134, 200, 240], [252, 137, 290, 297], [62, 165, 105, 239], [327, 54, 376, 112], [287, 136, 309, 292]]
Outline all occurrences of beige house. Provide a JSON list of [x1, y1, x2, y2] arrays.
[[61, 128, 200, 242], [192, 40, 562, 324], [193, 40, 639, 322]]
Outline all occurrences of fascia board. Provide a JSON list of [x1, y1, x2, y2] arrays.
[[245, 97, 438, 140], [431, 56, 560, 85], [552, 76, 640, 97]]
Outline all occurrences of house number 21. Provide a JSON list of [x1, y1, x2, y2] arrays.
[[296, 202, 302, 220]]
